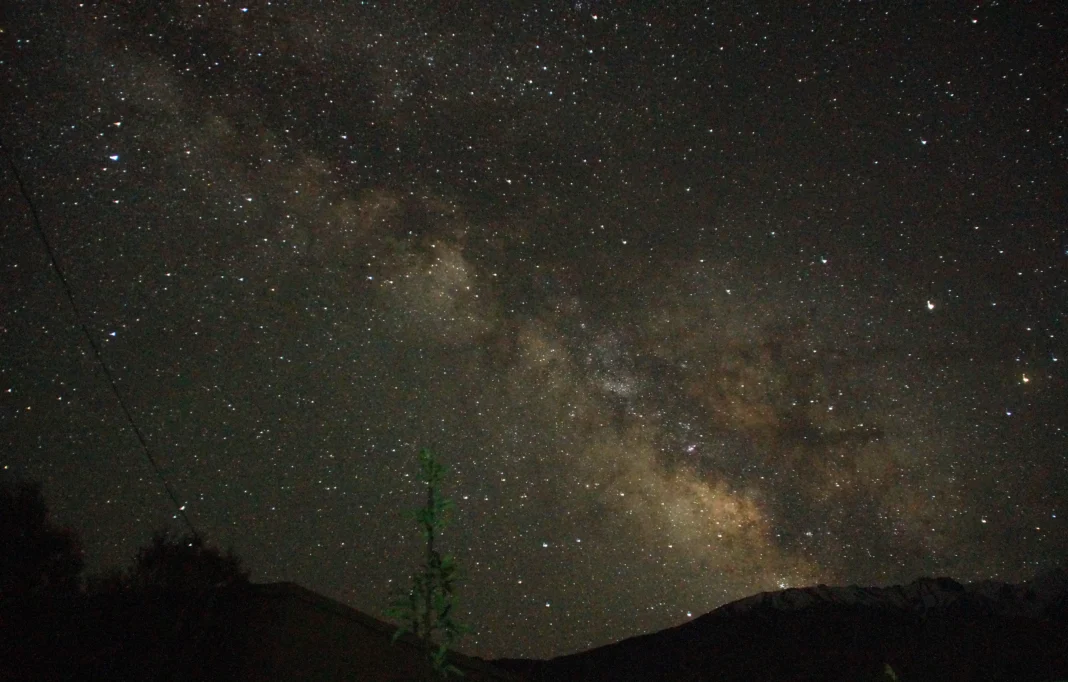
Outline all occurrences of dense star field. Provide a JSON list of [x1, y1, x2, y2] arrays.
[[1, 2, 1065, 659]]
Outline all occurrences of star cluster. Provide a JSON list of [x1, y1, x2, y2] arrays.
[[1, 2, 1065, 658]]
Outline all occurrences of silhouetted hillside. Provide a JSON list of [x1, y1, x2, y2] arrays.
[[1, 582, 519, 682], [495, 568, 1068, 682], [5, 569, 1067, 681]]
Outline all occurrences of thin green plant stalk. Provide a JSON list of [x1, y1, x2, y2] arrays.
[[388, 448, 470, 679]]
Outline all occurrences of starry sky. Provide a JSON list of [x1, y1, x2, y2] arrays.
[[1, 1, 1065, 659]]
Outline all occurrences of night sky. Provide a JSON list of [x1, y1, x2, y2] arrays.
[[2, 1, 1065, 659]]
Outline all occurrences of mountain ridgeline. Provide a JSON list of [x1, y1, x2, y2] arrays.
[[495, 565, 1068, 682]]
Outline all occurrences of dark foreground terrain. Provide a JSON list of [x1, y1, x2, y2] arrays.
[[497, 597, 1068, 682], [496, 568, 1068, 682], [4, 569, 1066, 681]]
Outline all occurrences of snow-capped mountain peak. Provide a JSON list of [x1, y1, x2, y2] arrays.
[[711, 564, 1068, 622]]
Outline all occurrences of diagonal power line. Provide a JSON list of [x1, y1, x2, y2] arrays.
[[1, 135, 198, 538]]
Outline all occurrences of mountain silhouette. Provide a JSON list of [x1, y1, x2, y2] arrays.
[[4, 566, 1066, 680], [494, 564, 1068, 682]]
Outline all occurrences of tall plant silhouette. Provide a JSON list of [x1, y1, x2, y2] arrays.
[[388, 448, 469, 678]]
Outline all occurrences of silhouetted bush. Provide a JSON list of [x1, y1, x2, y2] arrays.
[[124, 529, 249, 594], [2, 511, 257, 682], [81, 530, 255, 681]]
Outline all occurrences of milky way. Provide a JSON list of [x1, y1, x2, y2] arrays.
[[2, 2, 1065, 658]]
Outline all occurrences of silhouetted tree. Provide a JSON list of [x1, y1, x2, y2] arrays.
[[0, 478, 83, 599], [0, 482, 254, 682], [86, 530, 254, 682], [0, 479, 86, 682], [124, 530, 248, 595]]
